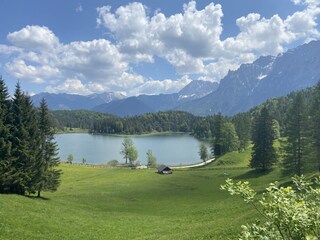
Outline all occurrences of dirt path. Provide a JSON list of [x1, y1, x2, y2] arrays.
[[170, 158, 215, 169]]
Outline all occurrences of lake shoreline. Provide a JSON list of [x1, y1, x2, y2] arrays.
[[60, 157, 215, 169], [55, 128, 191, 137], [91, 131, 191, 137]]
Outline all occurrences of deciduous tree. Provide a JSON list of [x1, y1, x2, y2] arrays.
[[199, 143, 208, 162], [146, 149, 157, 168], [67, 154, 74, 164], [220, 122, 240, 154], [221, 175, 320, 239], [128, 146, 138, 165], [120, 138, 134, 164]]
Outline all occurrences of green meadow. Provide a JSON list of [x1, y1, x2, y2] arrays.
[[0, 149, 288, 240]]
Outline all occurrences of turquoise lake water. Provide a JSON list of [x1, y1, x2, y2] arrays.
[[55, 133, 209, 166]]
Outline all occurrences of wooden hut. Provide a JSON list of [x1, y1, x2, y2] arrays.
[[157, 165, 173, 174]]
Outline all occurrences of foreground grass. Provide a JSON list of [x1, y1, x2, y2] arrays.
[[0, 151, 286, 240]]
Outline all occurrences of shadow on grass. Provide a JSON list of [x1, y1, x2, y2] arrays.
[[26, 195, 50, 200], [234, 168, 274, 180]]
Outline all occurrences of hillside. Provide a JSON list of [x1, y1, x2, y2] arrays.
[[0, 150, 287, 240], [51, 110, 116, 130], [93, 94, 179, 117]]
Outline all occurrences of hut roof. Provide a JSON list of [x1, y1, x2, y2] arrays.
[[157, 164, 171, 171]]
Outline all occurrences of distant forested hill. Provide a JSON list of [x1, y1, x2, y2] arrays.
[[51, 84, 317, 136], [51, 110, 116, 130]]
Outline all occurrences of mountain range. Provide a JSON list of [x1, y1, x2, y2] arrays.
[[92, 80, 219, 117], [32, 40, 320, 117], [177, 40, 320, 115], [32, 80, 219, 117], [32, 92, 126, 110]]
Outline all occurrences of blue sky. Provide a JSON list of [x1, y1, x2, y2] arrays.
[[0, 0, 319, 96]]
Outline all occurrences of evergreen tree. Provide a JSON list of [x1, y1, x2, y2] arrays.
[[250, 107, 277, 171], [311, 82, 320, 172], [8, 82, 42, 194], [0, 80, 61, 196], [272, 119, 281, 139], [211, 113, 223, 156], [0, 77, 13, 193], [34, 99, 61, 197], [9, 82, 32, 194], [232, 112, 252, 151], [192, 118, 211, 139], [282, 93, 310, 176], [22, 94, 40, 194]]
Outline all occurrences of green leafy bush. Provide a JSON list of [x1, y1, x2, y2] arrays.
[[221, 175, 320, 239]]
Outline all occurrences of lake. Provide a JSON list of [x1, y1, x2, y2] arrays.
[[55, 133, 209, 166]]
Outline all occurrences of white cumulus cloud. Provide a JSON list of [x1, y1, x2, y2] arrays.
[[6, 59, 60, 83], [57, 39, 128, 82], [97, 0, 320, 86], [7, 25, 60, 52], [97, 1, 224, 72], [2, 1, 320, 96], [4, 26, 146, 95], [0, 44, 22, 55], [130, 75, 191, 96], [291, 0, 320, 6], [46, 78, 92, 95]]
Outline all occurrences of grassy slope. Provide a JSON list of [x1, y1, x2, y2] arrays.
[[55, 128, 89, 134], [0, 148, 287, 240], [206, 146, 253, 169]]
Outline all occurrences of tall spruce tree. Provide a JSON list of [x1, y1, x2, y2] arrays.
[[9, 82, 30, 194], [22, 94, 40, 194], [0, 77, 13, 193], [9, 82, 40, 194], [250, 107, 277, 171], [0, 80, 61, 195], [35, 99, 61, 197], [232, 112, 252, 151], [281, 92, 310, 176], [311, 82, 320, 172], [211, 113, 223, 156]]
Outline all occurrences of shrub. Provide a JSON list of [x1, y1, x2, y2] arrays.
[[221, 175, 320, 239]]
